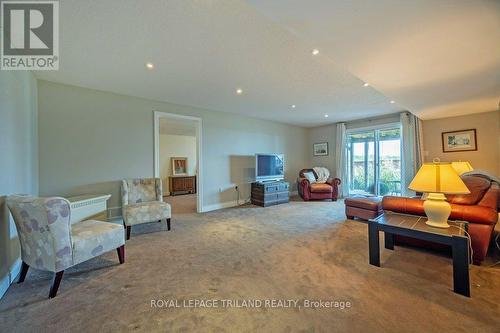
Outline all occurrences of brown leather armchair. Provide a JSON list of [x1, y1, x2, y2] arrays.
[[383, 175, 499, 265], [297, 169, 341, 201]]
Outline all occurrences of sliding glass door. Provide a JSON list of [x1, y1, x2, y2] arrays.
[[347, 126, 402, 196], [347, 131, 376, 195], [377, 128, 402, 196]]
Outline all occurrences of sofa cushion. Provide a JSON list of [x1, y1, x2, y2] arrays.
[[446, 176, 490, 205], [310, 183, 333, 193], [123, 201, 171, 226], [345, 196, 382, 211], [71, 220, 124, 265]]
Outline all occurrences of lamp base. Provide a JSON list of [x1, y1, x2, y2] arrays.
[[423, 193, 451, 228], [425, 220, 450, 228]]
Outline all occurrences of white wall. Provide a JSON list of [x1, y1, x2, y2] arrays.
[[159, 134, 197, 193], [38, 81, 308, 211], [0, 71, 38, 298]]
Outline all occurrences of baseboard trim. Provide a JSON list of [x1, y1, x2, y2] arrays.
[[202, 192, 296, 212], [0, 274, 9, 300], [10, 258, 22, 285], [202, 200, 239, 212], [0, 258, 22, 299]]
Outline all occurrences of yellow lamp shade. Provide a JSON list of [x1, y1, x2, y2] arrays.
[[409, 162, 470, 194], [451, 161, 473, 175]]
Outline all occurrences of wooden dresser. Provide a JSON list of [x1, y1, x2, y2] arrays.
[[169, 175, 196, 196]]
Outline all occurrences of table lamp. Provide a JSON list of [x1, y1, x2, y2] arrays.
[[409, 160, 470, 228], [451, 161, 473, 175]]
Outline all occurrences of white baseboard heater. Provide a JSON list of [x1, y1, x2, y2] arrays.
[[67, 194, 111, 224]]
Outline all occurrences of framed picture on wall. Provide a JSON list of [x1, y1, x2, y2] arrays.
[[442, 129, 477, 153], [313, 142, 329, 156], [171, 157, 188, 175]]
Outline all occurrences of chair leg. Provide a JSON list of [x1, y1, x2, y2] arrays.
[[49, 271, 64, 298], [126, 225, 131, 240], [18, 261, 29, 283], [117, 245, 125, 264], [166, 218, 171, 231]]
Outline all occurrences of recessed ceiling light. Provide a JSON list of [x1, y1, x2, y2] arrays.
[[291, 104, 296, 108], [236, 88, 243, 95], [324, 114, 329, 118], [146, 62, 154, 69], [363, 82, 369, 87], [390, 100, 395, 104], [312, 49, 320, 55]]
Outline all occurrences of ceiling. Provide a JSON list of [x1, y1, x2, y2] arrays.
[[249, 0, 500, 120], [159, 118, 196, 136], [35, 0, 499, 127]]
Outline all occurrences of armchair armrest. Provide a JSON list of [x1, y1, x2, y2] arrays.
[[297, 177, 310, 185], [326, 177, 341, 186], [46, 198, 74, 272], [326, 177, 341, 200], [121, 180, 129, 206], [297, 177, 312, 200], [155, 178, 163, 202]]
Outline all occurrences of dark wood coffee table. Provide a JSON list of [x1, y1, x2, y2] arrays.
[[368, 211, 470, 297]]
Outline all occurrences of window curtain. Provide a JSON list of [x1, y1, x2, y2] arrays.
[[400, 112, 424, 197], [334, 122, 349, 198]]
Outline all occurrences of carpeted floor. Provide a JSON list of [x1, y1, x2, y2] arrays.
[[0, 199, 499, 332], [164, 194, 197, 214]]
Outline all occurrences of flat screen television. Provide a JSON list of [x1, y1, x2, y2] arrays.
[[255, 153, 285, 182]]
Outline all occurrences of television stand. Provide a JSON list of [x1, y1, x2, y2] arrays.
[[251, 181, 289, 207]]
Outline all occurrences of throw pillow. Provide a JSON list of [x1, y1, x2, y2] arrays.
[[303, 172, 316, 184]]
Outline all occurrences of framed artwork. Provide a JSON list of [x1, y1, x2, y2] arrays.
[[313, 142, 328, 156], [442, 129, 477, 153], [171, 157, 188, 175]]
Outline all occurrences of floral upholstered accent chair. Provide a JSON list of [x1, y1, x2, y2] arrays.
[[6, 195, 125, 298], [121, 178, 172, 240]]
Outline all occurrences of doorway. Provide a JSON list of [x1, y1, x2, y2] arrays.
[[154, 111, 203, 213], [346, 124, 402, 196]]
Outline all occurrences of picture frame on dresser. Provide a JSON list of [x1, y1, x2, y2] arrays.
[[171, 157, 188, 175], [442, 129, 477, 153]]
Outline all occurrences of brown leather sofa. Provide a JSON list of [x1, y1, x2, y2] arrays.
[[383, 175, 499, 265], [297, 169, 341, 201]]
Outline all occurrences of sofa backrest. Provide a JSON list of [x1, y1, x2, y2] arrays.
[[446, 175, 491, 206], [6, 195, 73, 272], [121, 178, 162, 205]]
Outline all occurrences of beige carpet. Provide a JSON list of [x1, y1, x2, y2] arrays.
[[164, 194, 197, 214], [0, 199, 499, 332]]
